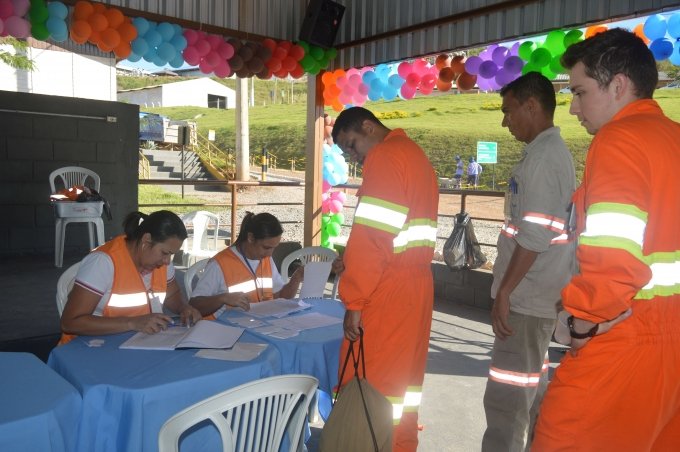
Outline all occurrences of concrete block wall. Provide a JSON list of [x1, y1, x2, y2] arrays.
[[0, 90, 139, 257], [432, 262, 493, 310]]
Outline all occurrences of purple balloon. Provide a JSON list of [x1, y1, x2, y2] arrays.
[[492, 46, 509, 66], [477, 76, 493, 92], [495, 68, 515, 87], [509, 41, 520, 57], [478, 60, 499, 79], [465, 56, 483, 75], [504, 55, 524, 74]]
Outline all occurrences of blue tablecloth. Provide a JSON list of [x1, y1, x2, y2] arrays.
[[0, 352, 82, 452], [218, 298, 345, 394], [48, 333, 281, 452]]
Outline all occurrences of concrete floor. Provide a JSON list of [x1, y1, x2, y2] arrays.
[[0, 251, 566, 451]]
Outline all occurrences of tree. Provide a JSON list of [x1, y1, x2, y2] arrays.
[[0, 37, 35, 71], [657, 60, 680, 81]]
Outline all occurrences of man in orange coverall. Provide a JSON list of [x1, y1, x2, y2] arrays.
[[532, 28, 680, 451], [332, 107, 439, 451]]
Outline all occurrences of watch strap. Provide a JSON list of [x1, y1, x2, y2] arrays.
[[567, 315, 599, 339]]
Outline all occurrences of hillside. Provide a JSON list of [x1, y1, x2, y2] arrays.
[[136, 77, 680, 186]]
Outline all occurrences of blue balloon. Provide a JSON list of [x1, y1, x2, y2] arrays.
[[650, 38, 673, 61], [157, 42, 176, 62], [388, 73, 404, 88], [644, 14, 667, 41], [47, 1, 68, 20], [132, 17, 150, 37], [169, 53, 185, 68], [362, 70, 376, 84], [126, 51, 142, 63], [383, 86, 398, 101], [157, 22, 175, 42], [51, 31, 68, 43], [667, 13, 680, 39], [46, 17, 67, 37], [367, 89, 382, 101], [131, 37, 149, 56], [144, 29, 162, 48], [170, 34, 188, 52]]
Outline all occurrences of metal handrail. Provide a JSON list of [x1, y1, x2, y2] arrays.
[[138, 150, 150, 179]]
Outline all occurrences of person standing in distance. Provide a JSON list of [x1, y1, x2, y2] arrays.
[[482, 71, 576, 452], [332, 107, 439, 452], [533, 28, 680, 451]]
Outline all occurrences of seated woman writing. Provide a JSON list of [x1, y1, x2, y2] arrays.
[[190, 212, 304, 317], [59, 210, 202, 345]]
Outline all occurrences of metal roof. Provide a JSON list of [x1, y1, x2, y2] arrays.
[[63, 0, 680, 68]]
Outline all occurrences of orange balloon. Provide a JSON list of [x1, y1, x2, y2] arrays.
[[113, 41, 131, 58], [73, 1, 93, 21], [88, 13, 108, 32], [331, 99, 344, 112], [70, 19, 92, 42], [633, 23, 650, 45], [92, 3, 107, 14], [585, 25, 608, 39], [456, 72, 477, 91], [435, 54, 451, 69], [69, 29, 88, 45], [436, 78, 452, 92], [451, 55, 466, 76], [438, 67, 455, 83], [104, 8, 125, 29], [100, 28, 121, 48], [117, 22, 137, 42]]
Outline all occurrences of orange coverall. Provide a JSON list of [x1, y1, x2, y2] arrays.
[[337, 128, 439, 452], [533, 100, 680, 450]]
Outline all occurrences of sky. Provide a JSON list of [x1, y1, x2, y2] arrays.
[[118, 11, 680, 73]]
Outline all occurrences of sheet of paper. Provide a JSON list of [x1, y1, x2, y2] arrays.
[[267, 329, 300, 339], [268, 312, 343, 332], [252, 325, 284, 335], [299, 261, 332, 299], [247, 298, 311, 318], [227, 316, 267, 328], [119, 327, 189, 350], [195, 343, 268, 362]]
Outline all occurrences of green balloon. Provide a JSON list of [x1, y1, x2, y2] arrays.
[[331, 213, 345, 224], [322, 214, 331, 225], [521, 62, 540, 75], [549, 54, 565, 75], [321, 238, 331, 248], [301, 55, 315, 71], [544, 29, 565, 55], [541, 65, 556, 80], [530, 47, 552, 67], [32, 23, 50, 41], [563, 29, 584, 49], [325, 48, 338, 60], [30, 6, 49, 23], [310, 46, 324, 60], [321, 229, 329, 241], [298, 41, 310, 53], [518, 41, 536, 61], [327, 222, 341, 237]]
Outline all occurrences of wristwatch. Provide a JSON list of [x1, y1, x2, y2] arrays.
[[567, 315, 599, 339]]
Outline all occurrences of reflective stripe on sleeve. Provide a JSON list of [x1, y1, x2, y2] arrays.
[[108, 292, 164, 308], [581, 202, 647, 247], [501, 222, 569, 245], [393, 220, 437, 253], [522, 212, 566, 233], [354, 196, 409, 235], [635, 255, 680, 299]]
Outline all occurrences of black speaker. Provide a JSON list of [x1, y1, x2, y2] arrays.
[[299, 0, 345, 49]]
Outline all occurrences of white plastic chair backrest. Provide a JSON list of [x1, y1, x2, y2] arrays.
[[182, 211, 220, 255], [49, 166, 100, 193], [158, 374, 319, 452], [184, 258, 210, 299], [280, 246, 339, 299], [56, 262, 80, 317]]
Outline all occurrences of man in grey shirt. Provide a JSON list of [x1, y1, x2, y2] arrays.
[[481, 72, 576, 452]]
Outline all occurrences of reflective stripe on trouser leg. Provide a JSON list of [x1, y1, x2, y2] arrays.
[[388, 386, 422, 425], [482, 312, 555, 452]]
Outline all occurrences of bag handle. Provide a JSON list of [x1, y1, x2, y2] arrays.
[[333, 328, 380, 452]]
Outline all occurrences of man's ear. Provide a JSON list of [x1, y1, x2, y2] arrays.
[[361, 119, 374, 135], [611, 73, 630, 100]]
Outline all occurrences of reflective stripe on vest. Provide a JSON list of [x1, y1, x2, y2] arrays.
[[354, 196, 408, 235], [579, 202, 680, 299], [488, 366, 541, 387], [393, 219, 438, 253], [522, 212, 566, 234], [107, 291, 166, 308]]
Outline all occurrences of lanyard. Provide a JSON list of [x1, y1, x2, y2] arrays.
[[237, 245, 262, 302]]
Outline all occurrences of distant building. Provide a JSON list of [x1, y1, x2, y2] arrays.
[[0, 38, 116, 101], [117, 78, 235, 109]]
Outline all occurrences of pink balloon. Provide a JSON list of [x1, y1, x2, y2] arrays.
[[421, 73, 437, 88], [345, 67, 360, 78], [206, 34, 223, 50], [183, 29, 198, 46], [413, 58, 429, 76], [335, 75, 348, 88], [0, 18, 3, 35], [213, 61, 232, 78], [406, 72, 420, 87], [194, 38, 211, 57], [330, 191, 347, 204], [198, 59, 214, 74], [330, 199, 343, 214], [182, 46, 200, 65], [322, 180, 332, 194], [348, 74, 361, 87], [357, 83, 369, 96], [322, 198, 331, 214], [5, 15, 29, 38], [400, 83, 417, 99], [12, 0, 29, 17], [0, 1, 13, 20], [217, 41, 234, 60], [204, 50, 221, 67], [397, 61, 413, 78]]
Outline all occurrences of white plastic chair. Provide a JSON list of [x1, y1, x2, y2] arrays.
[[280, 246, 340, 299], [184, 258, 210, 299], [56, 262, 80, 317], [181, 211, 220, 266], [158, 374, 319, 452], [49, 166, 105, 268]]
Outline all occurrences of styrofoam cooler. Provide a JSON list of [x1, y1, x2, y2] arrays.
[[52, 201, 104, 218]]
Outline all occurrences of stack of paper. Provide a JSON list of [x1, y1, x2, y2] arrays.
[[119, 320, 244, 350]]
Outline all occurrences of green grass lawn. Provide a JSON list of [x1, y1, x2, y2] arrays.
[[144, 87, 680, 187]]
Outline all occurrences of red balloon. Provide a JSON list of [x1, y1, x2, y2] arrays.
[[289, 44, 305, 61], [456, 72, 477, 90], [438, 67, 455, 83]]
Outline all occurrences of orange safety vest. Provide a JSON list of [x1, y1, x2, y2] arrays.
[[59, 235, 167, 345], [213, 247, 274, 303]]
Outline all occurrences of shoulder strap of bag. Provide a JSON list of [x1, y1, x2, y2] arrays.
[[355, 329, 380, 452]]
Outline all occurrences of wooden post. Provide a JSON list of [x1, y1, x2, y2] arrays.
[[304, 74, 325, 247]]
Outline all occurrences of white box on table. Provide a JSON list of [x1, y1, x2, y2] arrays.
[[52, 201, 104, 218]]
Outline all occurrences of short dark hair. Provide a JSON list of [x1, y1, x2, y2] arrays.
[[331, 107, 385, 142], [123, 210, 187, 244], [500, 71, 556, 117], [234, 212, 283, 245], [561, 28, 657, 99]]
